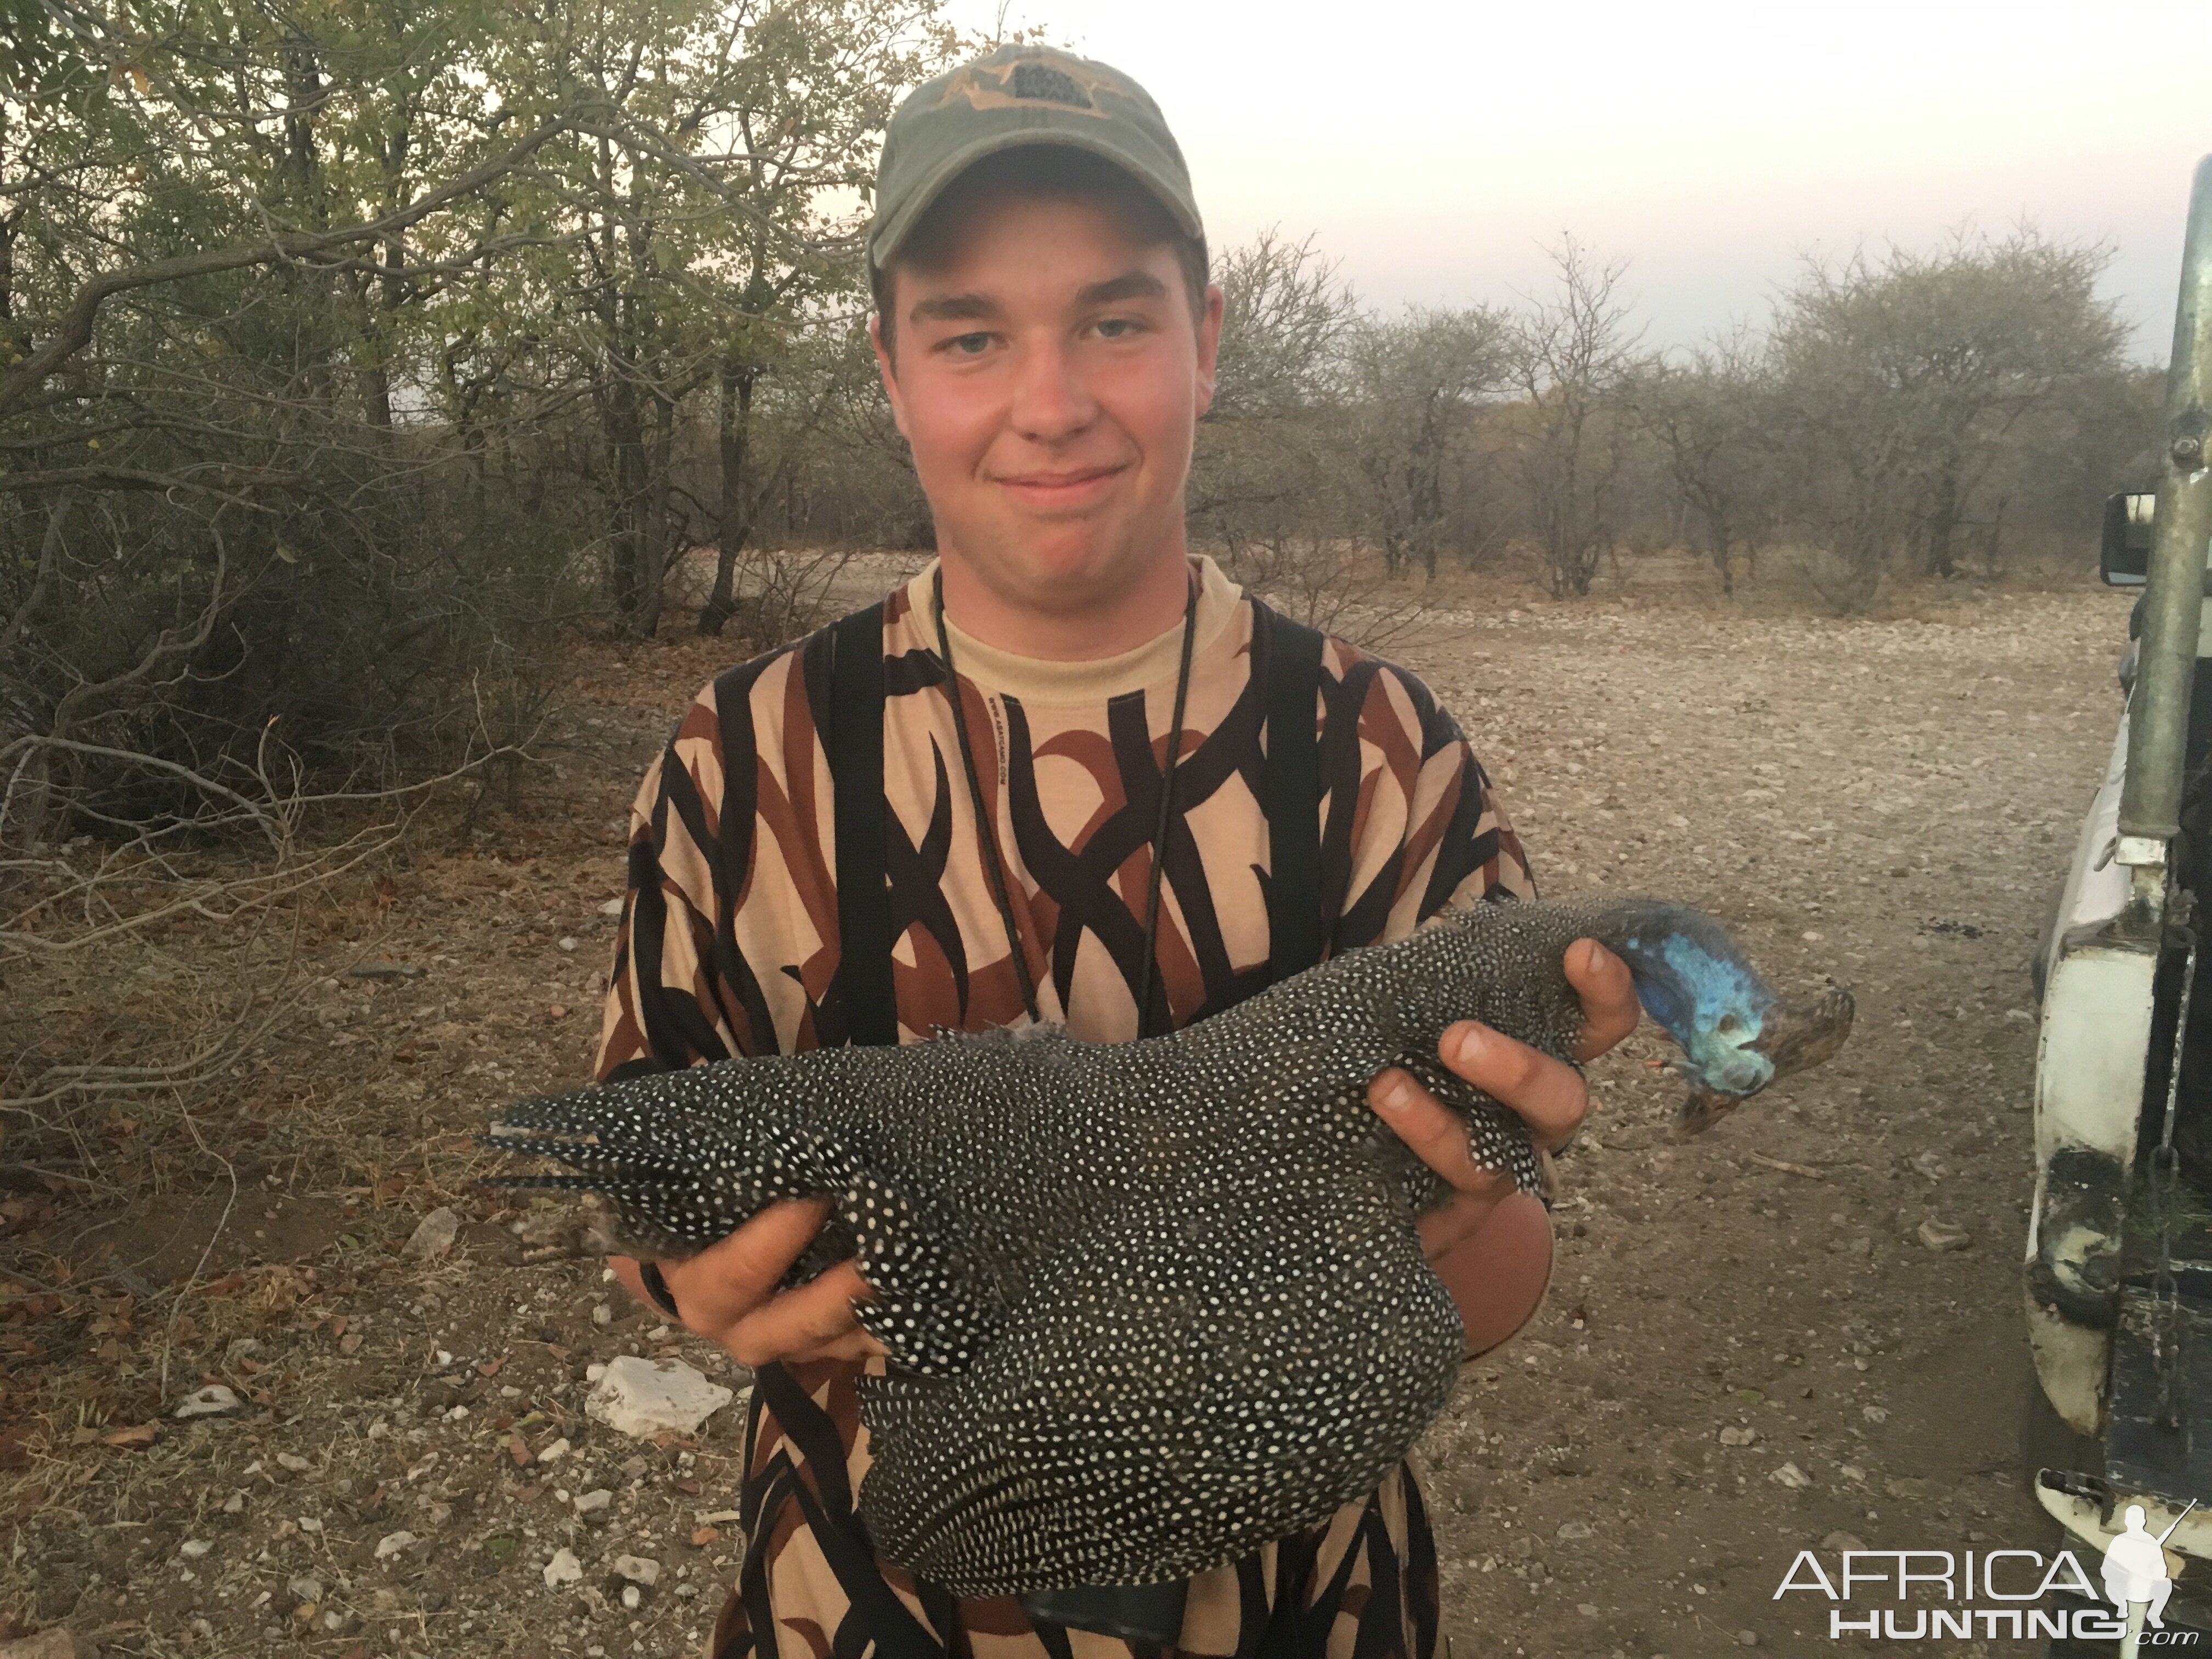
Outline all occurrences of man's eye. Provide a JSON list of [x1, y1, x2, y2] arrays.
[[946, 332, 992, 356], [1095, 317, 1141, 340]]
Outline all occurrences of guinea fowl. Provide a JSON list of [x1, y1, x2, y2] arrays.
[[485, 895, 1852, 1639]]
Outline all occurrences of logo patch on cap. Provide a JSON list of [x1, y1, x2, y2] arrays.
[[1008, 63, 1090, 107], [939, 50, 1119, 119]]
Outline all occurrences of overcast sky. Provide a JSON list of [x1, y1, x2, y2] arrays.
[[948, 0, 2206, 359]]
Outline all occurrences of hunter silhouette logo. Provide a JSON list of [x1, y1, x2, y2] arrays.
[[2103, 1502, 2194, 1629]]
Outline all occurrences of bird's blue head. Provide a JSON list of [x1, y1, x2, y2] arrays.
[[1603, 904, 1780, 1097], [1581, 899, 1854, 1133]]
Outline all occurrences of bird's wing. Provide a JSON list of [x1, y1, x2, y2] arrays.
[[853, 1163, 1464, 1597]]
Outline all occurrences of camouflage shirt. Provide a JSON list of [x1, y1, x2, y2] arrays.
[[595, 555, 1532, 1658]]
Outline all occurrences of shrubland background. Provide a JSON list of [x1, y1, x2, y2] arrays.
[[0, 0, 2165, 1369]]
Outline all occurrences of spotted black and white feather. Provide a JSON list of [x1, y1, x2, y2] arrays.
[[485, 895, 1850, 1600]]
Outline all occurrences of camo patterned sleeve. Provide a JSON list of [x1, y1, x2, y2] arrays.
[[591, 557, 1529, 1659]]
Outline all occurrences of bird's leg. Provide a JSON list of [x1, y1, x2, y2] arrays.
[[1674, 1082, 1741, 1135]]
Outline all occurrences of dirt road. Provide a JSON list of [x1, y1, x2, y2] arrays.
[[0, 575, 2130, 1657]]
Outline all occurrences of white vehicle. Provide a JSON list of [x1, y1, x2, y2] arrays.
[[2029, 153, 2212, 1651]]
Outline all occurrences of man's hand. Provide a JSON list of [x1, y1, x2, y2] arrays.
[[1365, 938, 1637, 1351], [611, 1199, 889, 1369]]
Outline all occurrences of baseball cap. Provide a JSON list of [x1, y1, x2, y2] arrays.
[[867, 44, 1203, 274]]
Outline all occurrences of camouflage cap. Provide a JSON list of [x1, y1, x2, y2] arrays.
[[868, 44, 1202, 273]]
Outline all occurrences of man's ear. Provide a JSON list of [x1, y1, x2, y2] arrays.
[[869, 312, 911, 441], [1193, 281, 1226, 419]]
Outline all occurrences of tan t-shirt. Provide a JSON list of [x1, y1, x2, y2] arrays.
[[596, 556, 1532, 1659]]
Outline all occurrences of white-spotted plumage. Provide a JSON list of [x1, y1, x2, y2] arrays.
[[487, 896, 1843, 1596]]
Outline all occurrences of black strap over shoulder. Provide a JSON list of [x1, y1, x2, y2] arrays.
[[832, 594, 1328, 1037], [1263, 604, 1328, 986], [829, 601, 899, 1048]]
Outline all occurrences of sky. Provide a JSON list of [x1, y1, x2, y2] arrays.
[[946, 0, 2207, 359]]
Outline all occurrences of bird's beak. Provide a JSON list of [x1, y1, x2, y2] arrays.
[[1752, 987, 1856, 1079], [1673, 986, 1855, 1136]]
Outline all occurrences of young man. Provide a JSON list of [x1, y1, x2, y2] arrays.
[[595, 43, 1637, 1659]]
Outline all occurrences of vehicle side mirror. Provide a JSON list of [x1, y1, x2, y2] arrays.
[[2101, 491, 2157, 586]]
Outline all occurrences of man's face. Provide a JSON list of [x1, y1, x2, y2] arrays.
[[872, 187, 1223, 619]]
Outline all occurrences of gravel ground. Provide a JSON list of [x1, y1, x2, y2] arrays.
[[0, 573, 2132, 1658]]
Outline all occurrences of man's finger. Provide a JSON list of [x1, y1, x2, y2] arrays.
[[1369, 1068, 1516, 1199], [725, 1260, 872, 1368], [1438, 1022, 1589, 1151], [681, 1197, 833, 1314], [1568, 938, 1639, 1062], [785, 1327, 894, 1365]]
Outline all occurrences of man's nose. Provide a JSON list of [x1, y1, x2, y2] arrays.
[[1007, 336, 1096, 444]]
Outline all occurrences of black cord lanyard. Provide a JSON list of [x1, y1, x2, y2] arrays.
[[932, 566, 1200, 1039]]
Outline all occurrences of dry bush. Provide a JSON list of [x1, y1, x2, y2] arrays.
[[1217, 537, 1425, 654], [0, 709, 532, 1204]]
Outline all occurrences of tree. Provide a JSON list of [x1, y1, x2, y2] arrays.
[[1345, 305, 1511, 578], [1503, 236, 1641, 597], [0, 0, 957, 1177], [1631, 329, 1778, 596], [1206, 227, 1357, 418], [1768, 226, 2129, 609], [1188, 229, 1359, 555], [450, 0, 956, 636]]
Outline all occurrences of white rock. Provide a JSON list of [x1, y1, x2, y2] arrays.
[[402, 1206, 461, 1260], [1554, 1521, 1594, 1542], [275, 1452, 312, 1472], [173, 1384, 241, 1420], [1718, 1425, 1757, 1446], [537, 1437, 571, 1463], [287, 1575, 325, 1604], [178, 1539, 212, 1558], [543, 1548, 583, 1588], [1770, 1462, 1813, 1490], [585, 1355, 735, 1440], [296, 1516, 323, 1533], [612, 1554, 661, 1587], [375, 1531, 417, 1560], [558, 935, 580, 952], [598, 898, 624, 916], [573, 1489, 613, 1515], [621, 1584, 641, 1610]]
